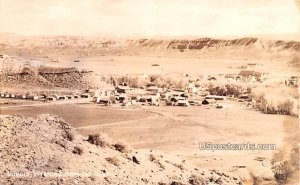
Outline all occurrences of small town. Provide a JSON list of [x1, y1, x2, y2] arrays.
[[1, 1, 299, 184]]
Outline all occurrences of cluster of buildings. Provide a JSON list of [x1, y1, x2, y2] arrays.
[[0, 92, 90, 102], [0, 82, 230, 108], [87, 83, 228, 107], [237, 70, 268, 83], [209, 70, 269, 83], [285, 76, 298, 87], [207, 63, 269, 83], [0, 54, 9, 59]]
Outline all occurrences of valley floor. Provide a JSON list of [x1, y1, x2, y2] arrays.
[[1, 101, 298, 183]]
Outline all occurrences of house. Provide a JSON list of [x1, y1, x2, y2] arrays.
[[188, 100, 201, 106], [66, 95, 74, 99], [0, 54, 6, 58], [239, 70, 256, 78], [170, 96, 186, 102], [117, 94, 128, 103], [46, 96, 57, 101], [246, 63, 261, 69], [105, 90, 115, 97], [5, 93, 10, 98], [225, 74, 243, 81], [127, 92, 142, 101], [169, 91, 185, 98], [81, 93, 91, 98], [205, 95, 226, 101], [239, 94, 251, 100], [177, 100, 190, 107], [202, 99, 216, 105], [239, 70, 268, 82], [139, 95, 160, 106], [15, 94, 23, 99], [166, 100, 175, 106], [160, 91, 176, 100], [207, 76, 217, 81], [146, 86, 162, 94], [225, 74, 235, 80], [126, 90, 143, 101], [92, 96, 98, 102], [255, 72, 268, 81], [198, 90, 209, 97], [27, 94, 39, 100], [97, 97, 111, 106], [116, 85, 132, 93], [286, 76, 298, 86], [73, 95, 80, 99], [58, 96, 67, 100]]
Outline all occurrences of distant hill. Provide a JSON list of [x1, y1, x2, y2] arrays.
[[0, 34, 299, 60]]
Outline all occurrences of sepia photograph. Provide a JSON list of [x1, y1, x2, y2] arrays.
[[0, 0, 299, 184]]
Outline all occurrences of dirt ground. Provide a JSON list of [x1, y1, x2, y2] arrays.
[[1, 101, 297, 181], [21, 54, 298, 77], [1, 37, 299, 183]]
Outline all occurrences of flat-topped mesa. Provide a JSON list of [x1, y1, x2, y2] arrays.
[[129, 37, 300, 51], [1, 34, 299, 53], [167, 37, 258, 49]]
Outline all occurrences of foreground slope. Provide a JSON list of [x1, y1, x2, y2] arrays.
[[0, 114, 242, 185]]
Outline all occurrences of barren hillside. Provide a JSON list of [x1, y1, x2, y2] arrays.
[[0, 55, 110, 89], [0, 114, 243, 185]]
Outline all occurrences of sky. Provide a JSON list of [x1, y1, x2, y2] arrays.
[[0, 0, 299, 38]]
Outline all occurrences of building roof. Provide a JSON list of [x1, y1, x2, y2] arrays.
[[177, 100, 189, 104], [117, 85, 131, 90], [205, 95, 226, 100], [225, 74, 237, 78], [239, 70, 269, 80], [202, 99, 216, 102], [239, 70, 255, 76]]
